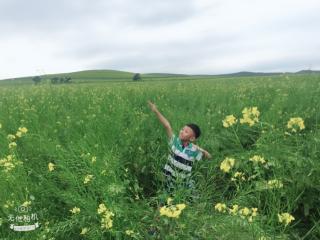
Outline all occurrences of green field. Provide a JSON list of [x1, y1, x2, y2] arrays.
[[0, 73, 319, 239]]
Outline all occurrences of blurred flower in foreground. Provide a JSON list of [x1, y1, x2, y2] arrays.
[[287, 117, 305, 132], [240, 107, 260, 126], [160, 198, 186, 218], [278, 212, 295, 226], [222, 115, 237, 128], [220, 157, 235, 173]]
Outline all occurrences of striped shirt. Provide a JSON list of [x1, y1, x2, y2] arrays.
[[163, 134, 203, 182]]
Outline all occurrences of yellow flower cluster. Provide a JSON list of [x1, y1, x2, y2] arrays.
[[249, 155, 266, 164], [125, 229, 135, 236], [48, 162, 55, 172], [84, 174, 93, 184], [214, 203, 258, 222], [16, 127, 28, 138], [0, 155, 22, 172], [278, 212, 295, 226], [70, 207, 81, 214], [97, 203, 115, 229], [287, 117, 305, 132], [159, 198, 186, 218], [222, 115, 237, 128], [80, 227, 89, 235], [231, 171, 246, 181], [214, 203, 227, 213], [240, 107, 260, 126], [9, 142, 17, 149], [220, 157, 235, 173], [267, 179, 283, 189]]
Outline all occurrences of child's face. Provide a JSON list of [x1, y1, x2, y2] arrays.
[[179, 125, 196, 142]]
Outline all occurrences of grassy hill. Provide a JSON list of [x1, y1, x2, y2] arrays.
[[1, 69, 320, 86]]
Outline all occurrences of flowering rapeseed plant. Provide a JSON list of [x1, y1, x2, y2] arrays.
[[97, 203, 115, 229], [231, 171, 246, 181], [249, 155, 266, 164], [240, 107, 260, 126], [222, 115, 237, 128], [220, 157, 235, 173], [159, 198, 187, 218], [287, 117, 305, 132], [48, 163, 55, 172], [70, 207, 81, 214], [84, 174, 93, 184], [278, 212, 295, 226], [267, 179, 283, 189], [214, 203, 227, 213]]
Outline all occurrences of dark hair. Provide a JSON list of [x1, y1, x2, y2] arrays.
[[186, 123, 201, 139]]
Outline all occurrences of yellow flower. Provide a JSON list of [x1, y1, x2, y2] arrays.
[[48, 163, 55, 172], [287, 117, 305, 132], [97, 203, 107, 214], [97, 204, 115, 229], [240, 107, 260, 126], [18, 127, 28, 133], [16, 131, 22, 138], [239, 207, 251, 216], [22, 201, 31, 207], [84, 174, 93, 184], [160, 203, 186, 218], [251, 208, 258, 217], [167, 197, 173, 205], [220, 157, 235, 173], [9, 142, 17, 149], [228, 204, 239, 215], [80, 227, 89, 235], [125, 229, 135, 236], [267, 179, 283, 189], [231, 171, 245, 181], [222, 115, 237, 128], [249, 155, 266, 164], [70, 207, 81, 214], [91, 156, 97, 163], [278, 212, 295, 226], [7, 134, 16, 141], [214, 203, 227, 213]]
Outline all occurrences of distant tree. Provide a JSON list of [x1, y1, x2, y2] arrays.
[[132, 73, 141, 81], [32, 76, 41, 85], [51, 77, 59, 84], [64, 76, 72, 83]]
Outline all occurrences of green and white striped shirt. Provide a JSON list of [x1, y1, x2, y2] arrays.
[[163, 134, 203, 182]]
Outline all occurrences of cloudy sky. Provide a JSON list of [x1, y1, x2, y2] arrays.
[[0, 0, 319, 79]]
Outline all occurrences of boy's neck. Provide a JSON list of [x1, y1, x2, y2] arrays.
[[181, 140, 190, 147]]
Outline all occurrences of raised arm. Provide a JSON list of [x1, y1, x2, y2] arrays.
[[148, 101, 173, 138]]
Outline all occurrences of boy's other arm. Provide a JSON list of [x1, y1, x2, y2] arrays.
[[193, 144, 212, 159], [148, 101, 173, 138]]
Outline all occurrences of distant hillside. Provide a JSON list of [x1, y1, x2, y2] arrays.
[[1, 69, 319, 85]]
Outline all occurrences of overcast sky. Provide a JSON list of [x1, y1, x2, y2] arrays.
[[0, 0, 319, 79]]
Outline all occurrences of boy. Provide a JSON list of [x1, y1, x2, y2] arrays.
[[148, 101, 211, 193]]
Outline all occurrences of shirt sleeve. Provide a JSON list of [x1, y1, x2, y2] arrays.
[[195, 150, 203, 161]]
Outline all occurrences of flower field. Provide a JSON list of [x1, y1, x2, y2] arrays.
[[0, 73, 319, 239]]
